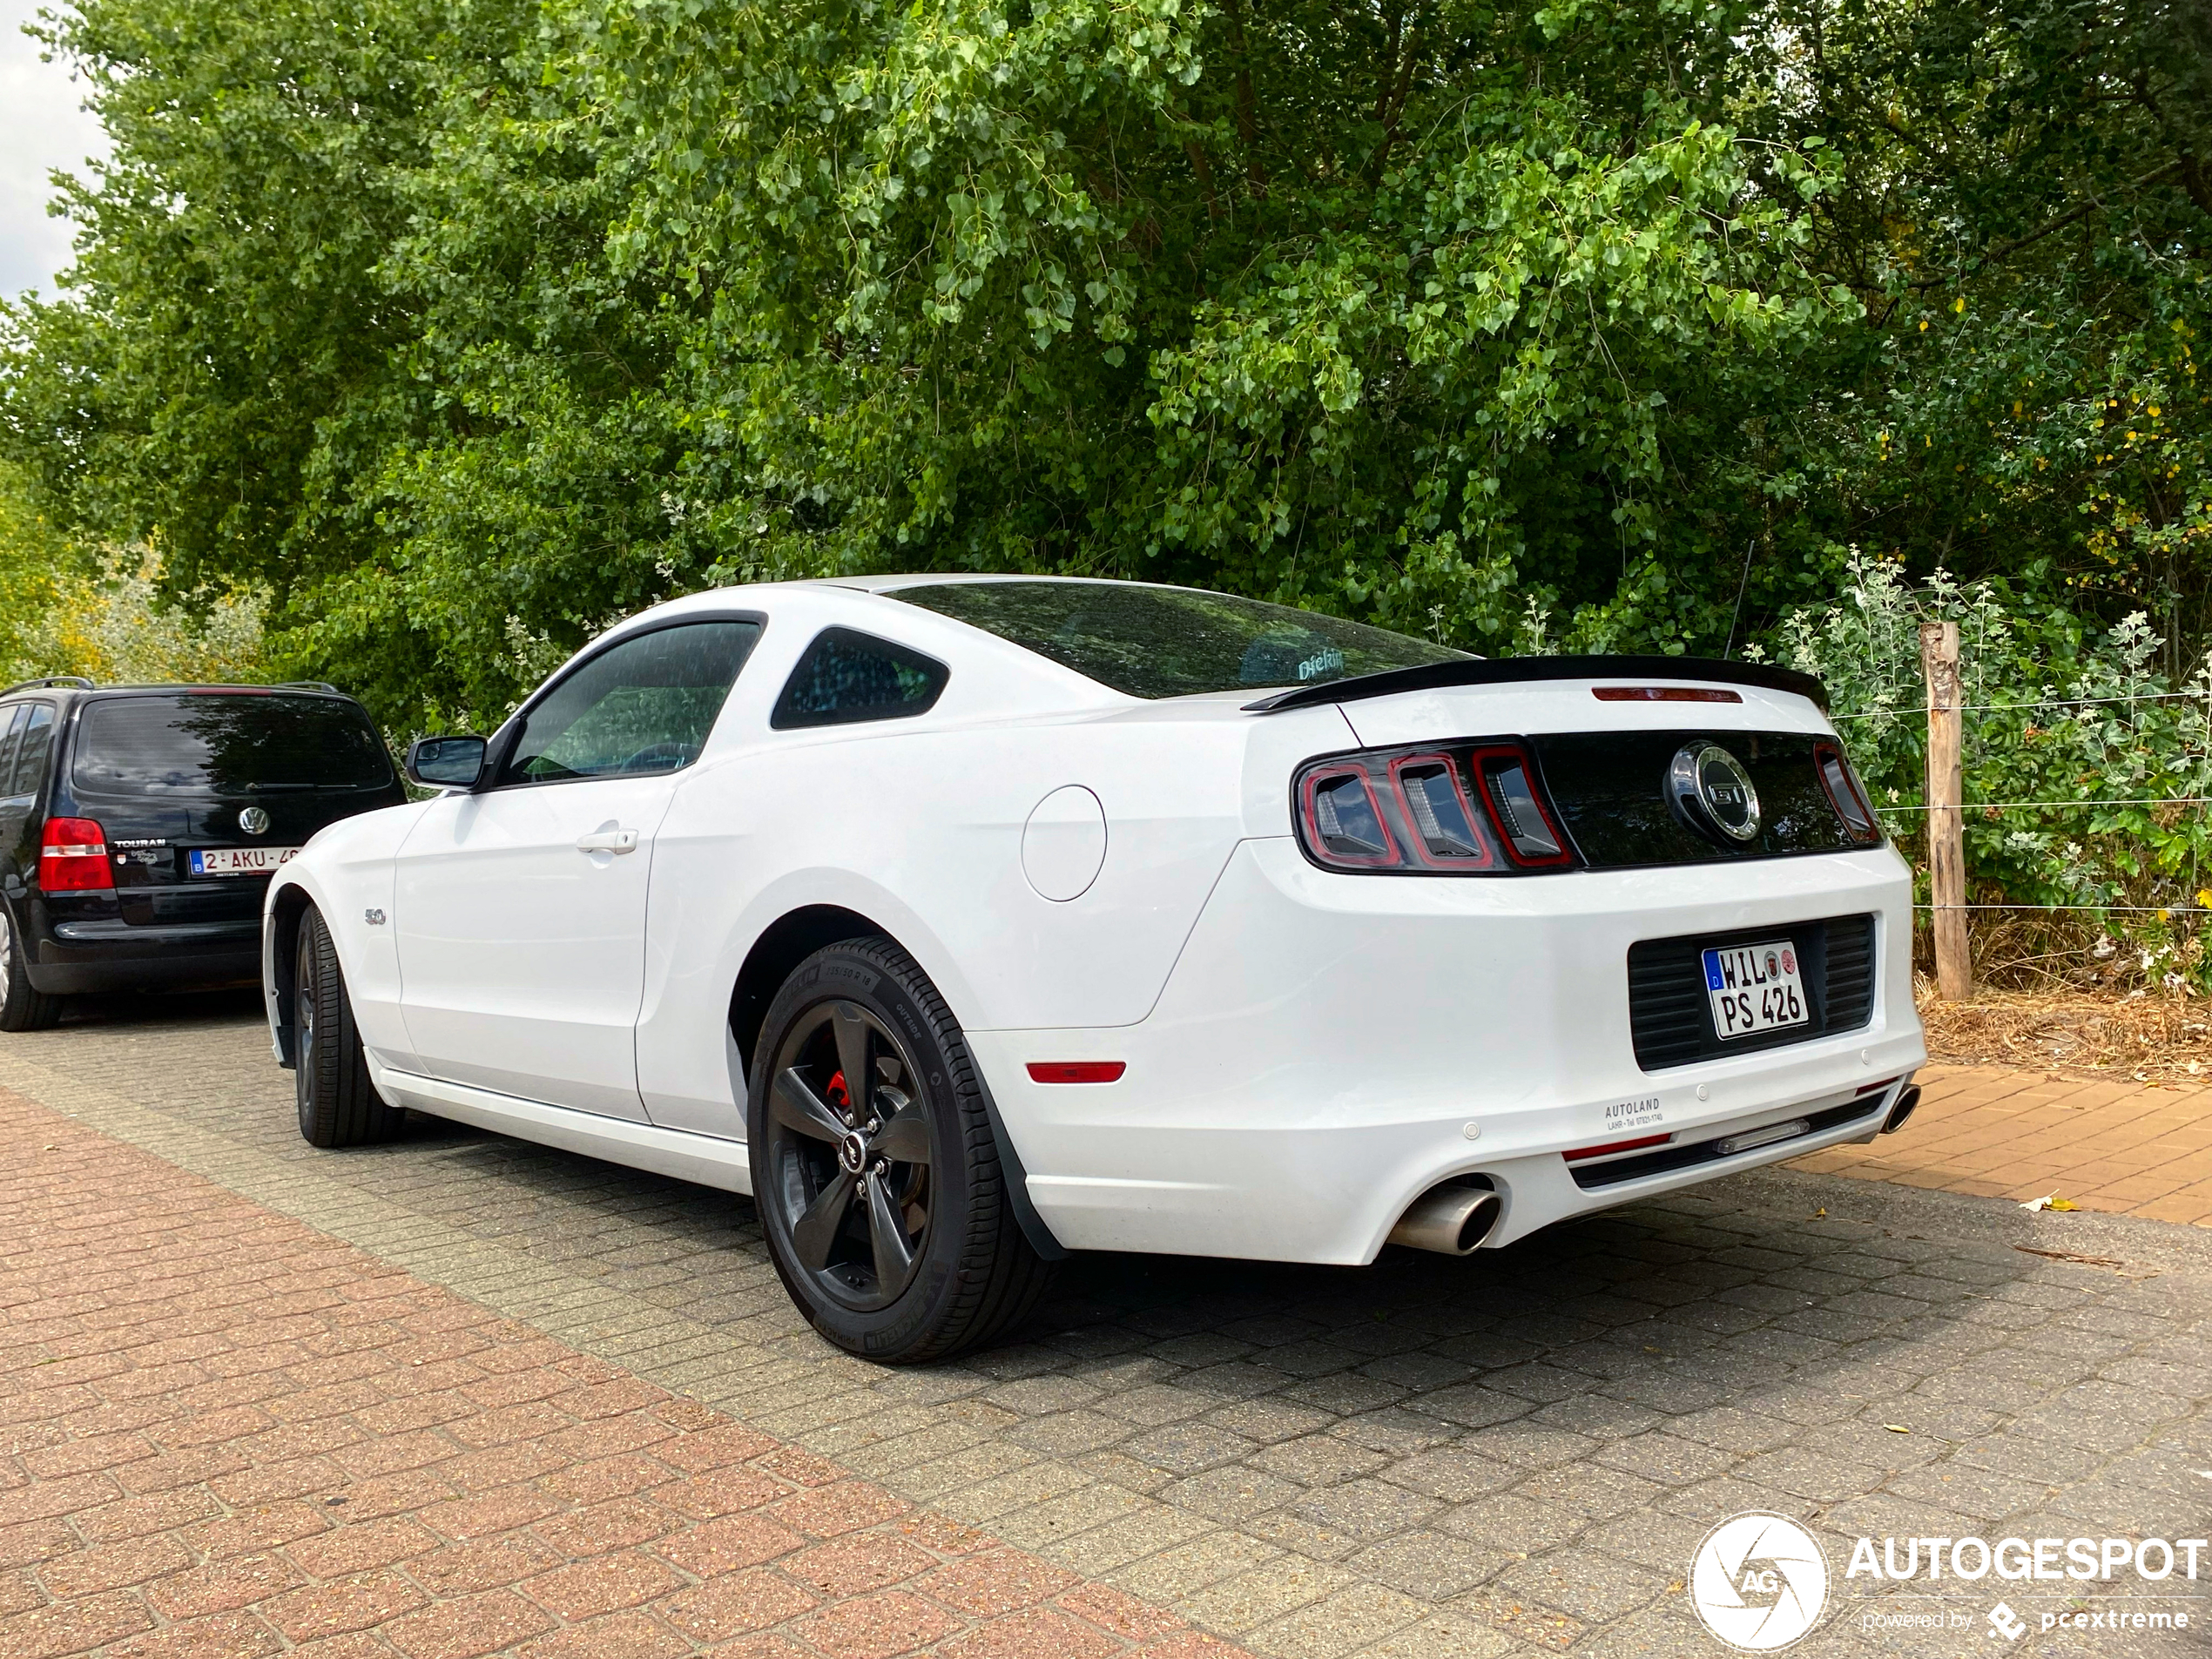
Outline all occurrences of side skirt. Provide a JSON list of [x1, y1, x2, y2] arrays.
[[373, 1066, 755, 1197]]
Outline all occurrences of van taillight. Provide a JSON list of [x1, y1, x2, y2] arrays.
[[1293, 742, 1574, 875], [40, 818, 114, 891]]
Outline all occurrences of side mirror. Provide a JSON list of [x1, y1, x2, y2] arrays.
[[405, 735, 488, 790]]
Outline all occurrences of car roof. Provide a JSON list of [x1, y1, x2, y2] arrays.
[[817, 573, 1218, 599], [0, 681, 362, 701]]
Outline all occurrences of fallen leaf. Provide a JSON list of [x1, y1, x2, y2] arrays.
[[1809, 1207, 1827, 1219], [1883, 1424, 1910, 1433]]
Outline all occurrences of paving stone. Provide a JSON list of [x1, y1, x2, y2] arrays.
[[1244, 1581, 1430, 1659], [1251, 1438, 1388, 1490], [1493, 1545, 1670, 1624], [1287, 1480, 1442, 1544], [1341, 1530, 1509, 1602], [17, 1019, 2212, 1659], [1176, 1559, 1346, 1633]]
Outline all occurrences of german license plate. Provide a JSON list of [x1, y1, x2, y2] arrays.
[[1703, 940, 1808, 1039], [188, 846, 300, 877]]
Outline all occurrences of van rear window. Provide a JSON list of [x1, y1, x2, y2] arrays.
[[72, 694, 395, 796]]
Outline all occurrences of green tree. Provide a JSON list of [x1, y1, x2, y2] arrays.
[[3, 0, 2207, 726]]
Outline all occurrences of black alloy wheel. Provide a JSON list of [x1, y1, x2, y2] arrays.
[[748, 936, 1053, 1363], [764, 1000, 934, 1310], [293, 906, 405, 1148]]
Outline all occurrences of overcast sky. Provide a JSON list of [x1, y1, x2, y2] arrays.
[[1, 0, 107, 300]]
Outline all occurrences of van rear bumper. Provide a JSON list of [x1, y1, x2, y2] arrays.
[[30, 917, 261, 993]]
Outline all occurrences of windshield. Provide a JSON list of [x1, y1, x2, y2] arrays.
[[890, 581, 1466, 699], [73, 693, 395, 795]]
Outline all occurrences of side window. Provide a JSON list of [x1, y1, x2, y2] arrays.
[[0, 707, 24, 800], [771, 629, 949, 730], [496, 620, 762, 787], [0, 706, 24, 798], [10, 705, 54, 798]]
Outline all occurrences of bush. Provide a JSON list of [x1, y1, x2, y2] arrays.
[[1757, 554, 2212, 991]]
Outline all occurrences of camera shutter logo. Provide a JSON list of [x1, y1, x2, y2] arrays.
[[1690, 1513, 1829, 1651], [239, 806, 271, 836]]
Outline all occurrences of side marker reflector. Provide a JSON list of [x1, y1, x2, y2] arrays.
[[1561, 1132, 1671, 1163], [1028, 1062, 1127, 1085]]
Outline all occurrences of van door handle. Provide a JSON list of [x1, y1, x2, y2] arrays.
[[576, 828, 639, 855]]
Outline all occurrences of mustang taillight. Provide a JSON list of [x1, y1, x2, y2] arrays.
[[1294, 741, 1575, 874], [40, 817, 114, 891], [1814, 739, 1881, 844]]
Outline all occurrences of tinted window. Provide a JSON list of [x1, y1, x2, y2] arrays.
[[771, 629, 948, 730], [498, 620, 761, 786], [892, 581, 1463, 699], [0, 706, 22, 797], [73, 694, 395, 796], [10, 705, 54, 797]]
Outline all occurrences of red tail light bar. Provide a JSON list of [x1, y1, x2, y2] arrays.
[[1562, 1132, 1672, 1163], [40, 817, 114, 892], [1813, 739, 1881, 844], [1294, 740, 1577, 875]]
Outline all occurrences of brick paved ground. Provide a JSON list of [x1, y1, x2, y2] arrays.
[[0, 1083, 1242, 1658], [1791, 1063, 2212, 1224], [8, 999, 2212, 1657]]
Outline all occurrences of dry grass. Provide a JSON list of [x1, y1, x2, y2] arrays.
[[1917, 974, 2212, 1082]]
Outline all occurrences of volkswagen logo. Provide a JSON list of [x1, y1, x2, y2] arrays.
[[1668, 743, 1762, 844], [238, 806, 272, 836]]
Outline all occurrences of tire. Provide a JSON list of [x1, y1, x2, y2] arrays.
[[294, 906, 406, 1148], [748, 936, 1052, 1363], [0, 902, 63, 1032]]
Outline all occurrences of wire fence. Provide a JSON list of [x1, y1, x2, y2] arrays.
[[1838, 681, 2212, 937], [1833, 690, 2212, 722]]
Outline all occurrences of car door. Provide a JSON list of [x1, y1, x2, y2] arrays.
[[395, 618, 762, 1117], [0, 705, 27, 923]]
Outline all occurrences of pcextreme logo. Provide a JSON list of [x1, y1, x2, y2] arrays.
[[1690, 1513, 1831, 1651]]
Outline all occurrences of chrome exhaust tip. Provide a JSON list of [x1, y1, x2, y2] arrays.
[[1881, 1083, 1922, 1135], [1388, 1184, 1501, 1256]]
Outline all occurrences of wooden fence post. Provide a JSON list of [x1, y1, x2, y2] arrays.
[[1920, 620, 1973, 1000]]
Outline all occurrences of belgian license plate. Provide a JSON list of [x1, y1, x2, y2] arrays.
[[1703, 940, 1809, 1040], [188, 846, 300, 877]]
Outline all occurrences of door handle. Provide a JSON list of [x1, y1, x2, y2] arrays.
[[576, 828, 639, 855]]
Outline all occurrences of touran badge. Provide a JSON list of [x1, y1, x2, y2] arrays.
[[238, 806, 271, 835], [1669, 743, 1762, 844]]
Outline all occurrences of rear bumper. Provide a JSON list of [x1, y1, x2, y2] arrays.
[[971, 837, 1925, 1264], [29, 917, 261, 994]]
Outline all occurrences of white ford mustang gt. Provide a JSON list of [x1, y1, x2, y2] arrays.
[[264, 576, 1925, 1361]]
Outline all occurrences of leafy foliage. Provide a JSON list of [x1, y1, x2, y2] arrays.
[[0, 0, 2206, 737], [1765, 555, 2212, 986]]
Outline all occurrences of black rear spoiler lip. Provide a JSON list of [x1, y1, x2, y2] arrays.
[[1241, 655, 1829, 715]]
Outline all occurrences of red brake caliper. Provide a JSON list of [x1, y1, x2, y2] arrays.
[[826, 1070, 850, 1116]]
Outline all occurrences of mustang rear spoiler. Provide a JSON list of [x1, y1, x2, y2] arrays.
[[1242, 655, 1829, 715]]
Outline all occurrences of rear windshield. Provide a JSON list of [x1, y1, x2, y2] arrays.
[[890, 581, 1465, 699], [72, 694, 395, 796]]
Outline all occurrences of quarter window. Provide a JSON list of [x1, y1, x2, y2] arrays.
[[10, 705, 54, 797], [0, 706, 22, 797], [771, 629, 949, 730], [497, 620, 763, 786]]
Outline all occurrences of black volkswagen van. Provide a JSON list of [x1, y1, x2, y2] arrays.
[[0, 678, 405, 1029]]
